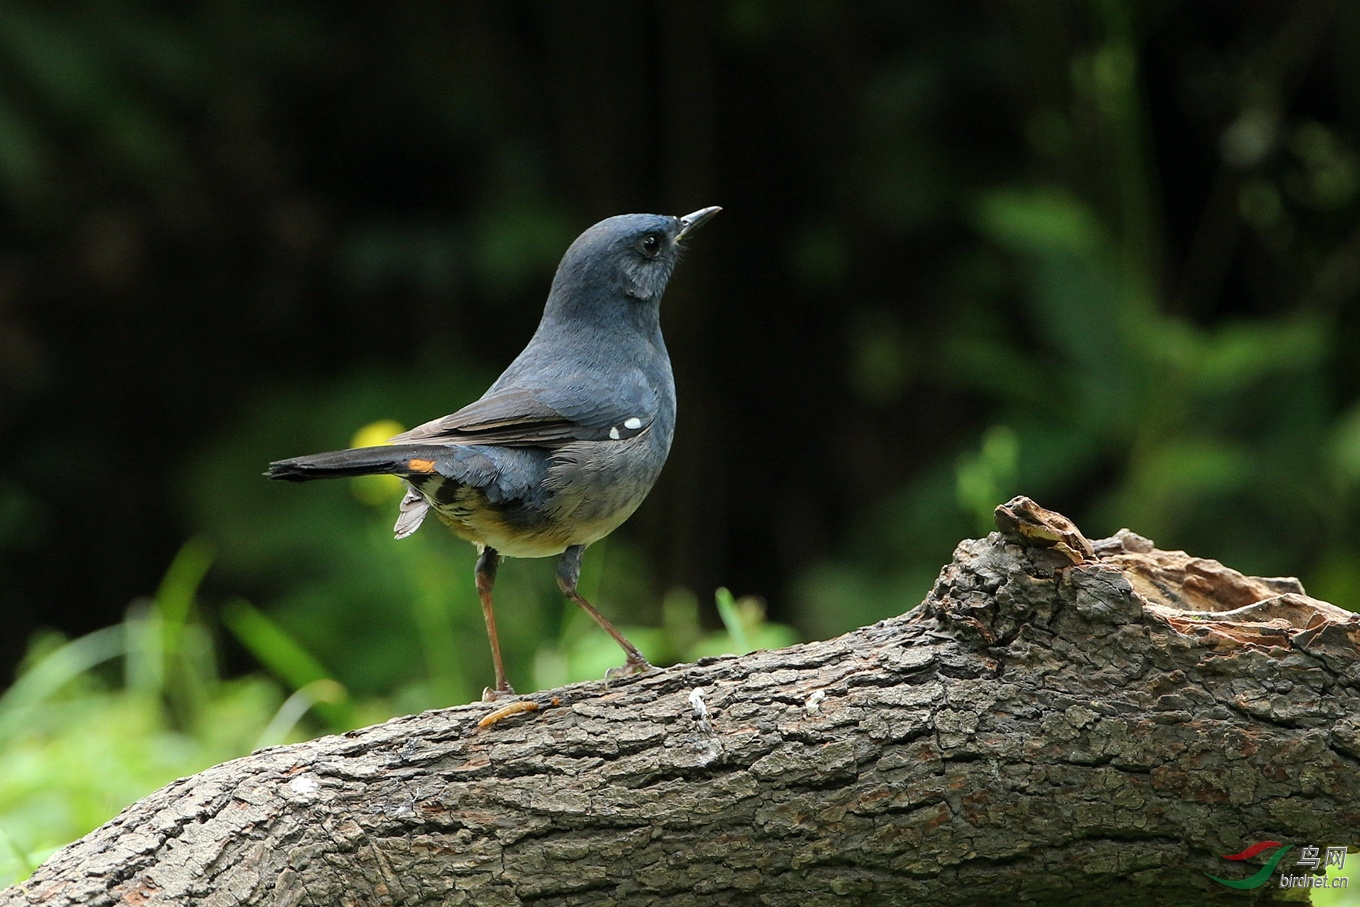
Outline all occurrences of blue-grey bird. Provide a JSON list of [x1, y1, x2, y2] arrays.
[[266, 206, 721, 698]]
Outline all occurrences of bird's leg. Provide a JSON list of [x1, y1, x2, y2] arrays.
[[475, 546, 515, 700], [557, 544, 653, 679]]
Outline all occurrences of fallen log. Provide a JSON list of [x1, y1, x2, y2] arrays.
[[5, 498, 1357, 906]]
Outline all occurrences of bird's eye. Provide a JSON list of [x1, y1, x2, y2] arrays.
[[639, 233, 663, 258]]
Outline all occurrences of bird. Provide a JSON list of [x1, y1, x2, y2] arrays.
[[266, 206, 721, 699]]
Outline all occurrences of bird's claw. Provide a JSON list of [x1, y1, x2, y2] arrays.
[[481, 684, 517, 702], [604, 657, 655, 684]]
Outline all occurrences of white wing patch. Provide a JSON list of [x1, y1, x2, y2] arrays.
[[607, 416, 647, 442]]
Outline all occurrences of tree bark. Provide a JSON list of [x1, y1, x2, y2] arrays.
[[5, 499, 1358, 906]]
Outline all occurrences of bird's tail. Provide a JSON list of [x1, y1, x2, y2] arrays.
[[265, 445, 446, 482]]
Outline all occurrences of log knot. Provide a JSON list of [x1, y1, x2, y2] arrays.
[[920, 497, 1360, 662]]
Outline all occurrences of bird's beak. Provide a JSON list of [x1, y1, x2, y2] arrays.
[[676, 206, 721, 241]]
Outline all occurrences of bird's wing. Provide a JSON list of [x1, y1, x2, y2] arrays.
[[390, 380, 658, 447]]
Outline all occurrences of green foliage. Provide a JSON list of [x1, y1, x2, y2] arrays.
[[221, 599, 352, 729], [955, 426, 1020, 537], [0, 544, 300, 888], [1315, 865, 1360, 906]]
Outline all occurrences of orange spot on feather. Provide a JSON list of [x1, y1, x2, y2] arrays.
[[407, 458, 437, 473]]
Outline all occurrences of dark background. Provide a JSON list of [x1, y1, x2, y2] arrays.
[[2, 1, 1358, 697]]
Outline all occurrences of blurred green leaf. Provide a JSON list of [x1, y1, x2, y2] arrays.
[[1330, 403, 1360, 487], [221, 599, 350, 730], [975, 188, 1105, 256], [0, 628, 124, 744], [714, 587, 752, 655], [691, 589, 796, 659], [956, 426, 1020, 535]]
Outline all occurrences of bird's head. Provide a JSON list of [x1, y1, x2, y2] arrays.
[[549, 207, 721, 312]]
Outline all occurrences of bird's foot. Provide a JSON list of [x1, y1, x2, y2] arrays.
[[604, 655, 655, 685], [481, 683, 517, 702]]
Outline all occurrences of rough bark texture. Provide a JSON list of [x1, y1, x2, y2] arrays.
[[5, 501, 1359, 906]]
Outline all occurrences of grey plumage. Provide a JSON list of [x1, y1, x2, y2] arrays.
[[266, 206, 720, 698]]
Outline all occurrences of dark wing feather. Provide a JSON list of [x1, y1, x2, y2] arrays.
[[390, 380, 658, 447], [391, 388, 579, 446]]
